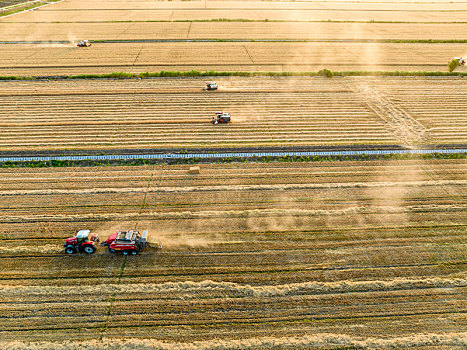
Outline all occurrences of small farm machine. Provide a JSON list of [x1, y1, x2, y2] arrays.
[[204, 82, 218, 91], [77, 40, 91, 47], [64, 230, 99, 254], [102, 229, 161, 255], [453, 57, 466, 66], [211, 111, 231, 124], [448, 56, 466, 71]]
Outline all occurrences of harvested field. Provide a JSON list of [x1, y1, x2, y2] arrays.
[[1, 41, 466, 76], [2, 0, 467, 348], [3, 22, 467, 42], [0, 159, 466, 347], [0, 76, 466, 151], [4, 3, 467, 23], [2, 0, 467, 75]]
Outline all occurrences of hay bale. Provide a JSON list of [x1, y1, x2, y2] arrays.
[[189, 166, 200, 174]]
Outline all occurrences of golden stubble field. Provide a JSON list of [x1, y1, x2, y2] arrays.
[[0, 76, 466, 151], [1, 0, 467, 348], [1, 0, 467, 75], [0, 159, 466, 348]]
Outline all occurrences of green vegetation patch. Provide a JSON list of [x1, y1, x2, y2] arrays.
[[0, 0, 61, 17], [1, 152, 465, 168], [448, 58, 461, 72], [2, 69, 467, 81]]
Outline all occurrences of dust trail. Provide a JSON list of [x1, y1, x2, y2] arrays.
[[1, 277, 466, 297], [0, 179, 464, 196], [147, 233, 210, 249], [348, 78, 427, 146], [0, 204, 465, 223], [91, 221, 214, 248], [2, 332, 467, 349]]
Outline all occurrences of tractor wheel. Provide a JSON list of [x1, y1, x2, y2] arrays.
[[219, 118, 225, 123], [65, 246, 75, 254], [108, 248, 115, 253], [83, 245, 96, 254], [122, 250, 129, 256], [131, 250, 138, 255]]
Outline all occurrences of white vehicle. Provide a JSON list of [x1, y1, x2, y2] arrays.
[[211, 111, 231, 124], [454, 57, 466, 66], [204, 82, 218, 91], [77, 40, 91, 47]]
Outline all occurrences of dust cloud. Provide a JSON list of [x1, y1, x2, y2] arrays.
[[92, 221, 216, 249]]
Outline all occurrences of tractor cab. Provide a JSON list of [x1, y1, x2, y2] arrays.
[[204, 82, 218, 91], [211, 111, 231, 124], [64, 229, 98, 254]]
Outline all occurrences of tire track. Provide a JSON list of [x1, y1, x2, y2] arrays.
[[0, 180, 465, 196], [348, 78, 427, 146]]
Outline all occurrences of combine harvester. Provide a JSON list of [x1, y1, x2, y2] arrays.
[[77, 40, 91, 47], [211, 111, 231, 124], [454, 57, 466, 66], [204, 82, 218, 91], [64, 229, 161, 255]]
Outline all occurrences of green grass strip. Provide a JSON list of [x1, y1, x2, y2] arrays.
[[0, 0, 61, 17], [1, 152, 465, 168], [1, 69, 467, 81]]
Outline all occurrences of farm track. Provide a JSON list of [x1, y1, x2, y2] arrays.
[[1, 159, 466, 343]]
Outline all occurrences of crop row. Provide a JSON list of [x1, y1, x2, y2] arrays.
[[4, 22, 467, 42]]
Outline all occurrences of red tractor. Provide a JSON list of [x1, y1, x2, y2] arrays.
[[64, 230, 99, 254], [102, 229, 158, 255]]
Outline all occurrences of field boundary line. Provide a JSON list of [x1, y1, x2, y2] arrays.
[[99, 256, 127, 339], [2, 39, 464, 44]]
